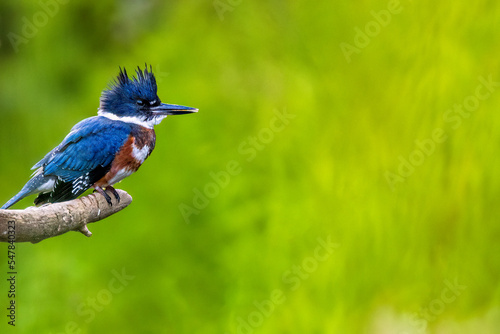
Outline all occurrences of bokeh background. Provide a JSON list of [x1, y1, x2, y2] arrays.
[[1, 0, 500, 333]]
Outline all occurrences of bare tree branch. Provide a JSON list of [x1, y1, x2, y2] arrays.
[[0, 189, 132, 244]]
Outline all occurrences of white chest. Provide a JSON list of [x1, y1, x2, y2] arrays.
[[132, 145, 151, 164], [107, 168, 135, 186]]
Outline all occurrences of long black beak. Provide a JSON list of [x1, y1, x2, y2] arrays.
[[151, 103, 198, 115]]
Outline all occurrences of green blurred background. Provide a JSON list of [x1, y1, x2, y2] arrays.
[[1, 0, 499, 333]]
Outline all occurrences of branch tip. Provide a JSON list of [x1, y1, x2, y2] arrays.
[[78, 225, 92, 237]]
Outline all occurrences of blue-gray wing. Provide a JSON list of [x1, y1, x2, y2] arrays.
[[32, 116, 131, 203], [34, 116, 131, 179]]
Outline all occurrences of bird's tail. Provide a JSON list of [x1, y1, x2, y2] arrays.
[[1, 173, 55, 210]]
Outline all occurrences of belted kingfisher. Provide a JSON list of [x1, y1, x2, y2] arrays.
[[1, 65, 197, 210]]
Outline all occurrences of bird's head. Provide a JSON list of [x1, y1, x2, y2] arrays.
[[98, 65, 197, 128]]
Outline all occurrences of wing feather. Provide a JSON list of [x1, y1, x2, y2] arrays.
[[35, 116, 131, 184]]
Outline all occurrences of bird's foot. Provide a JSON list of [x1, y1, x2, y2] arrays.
[[93, 186, 112, 206], [106, 186, 120, 203]]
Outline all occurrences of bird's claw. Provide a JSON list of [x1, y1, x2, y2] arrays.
[[106, 186, 121, 204], [93, 186, 114, 206]]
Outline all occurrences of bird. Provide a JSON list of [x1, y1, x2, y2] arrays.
[[1, 64, 197, 210]]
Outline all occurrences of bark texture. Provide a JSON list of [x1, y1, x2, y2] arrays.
[[0, 189, 132, 243]]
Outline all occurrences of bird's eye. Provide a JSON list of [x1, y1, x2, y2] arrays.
[[136, 99, 145, 106]]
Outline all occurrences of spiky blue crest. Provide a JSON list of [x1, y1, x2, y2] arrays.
[[99, 64, 159, 116]]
